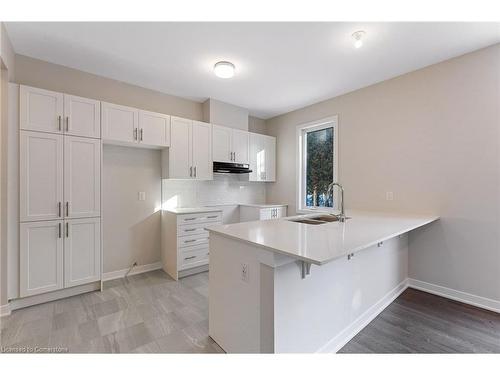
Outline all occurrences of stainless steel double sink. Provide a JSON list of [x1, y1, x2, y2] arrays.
[[288, 214, 350, 225]]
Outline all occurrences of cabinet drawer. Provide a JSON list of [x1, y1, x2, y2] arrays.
[[178, 246, 209, 270], [177, 233, 209, 248], [177, 212, 222, 226], [177, 221, 220, 237]]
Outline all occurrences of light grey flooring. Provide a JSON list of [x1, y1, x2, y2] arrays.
[[339, 288, 500, 353], [0, 270, 224, 353]]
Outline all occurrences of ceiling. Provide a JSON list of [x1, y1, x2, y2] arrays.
[[5, 22, 500, 119]]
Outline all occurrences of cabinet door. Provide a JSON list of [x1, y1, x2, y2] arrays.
[[138, 110, 170, 147], [264, 135, 276, 181], [192, 121, 212, 180], [63, 94, 101, 138], [64, 218, 101, 288], [101, 102, 138, 143], [249, 133, 265, 181], [20, 131, 63, 222], [20, 220, 63, 297], [20, 85, 64, 133], [212, 124, 232, 162], [64, 136, 101, 219], [169, 117, 192, 179], [232, 129, 250, 164]]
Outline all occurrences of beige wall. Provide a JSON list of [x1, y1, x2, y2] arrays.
[[266, 44, 500, 301], [248, 116, 267, 135]]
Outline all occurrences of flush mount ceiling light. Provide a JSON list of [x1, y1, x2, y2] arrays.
[[214, 61, 235, 78], [352, 30, 366, 49]]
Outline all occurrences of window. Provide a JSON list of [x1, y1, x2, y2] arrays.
[[296, 116, 338, 212]]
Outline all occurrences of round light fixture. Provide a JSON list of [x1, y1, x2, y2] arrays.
[[214, 61, 235, 78], [352, 30, 366, 49]]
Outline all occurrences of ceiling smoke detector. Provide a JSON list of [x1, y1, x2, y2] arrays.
[[352, 31, 366, 49]]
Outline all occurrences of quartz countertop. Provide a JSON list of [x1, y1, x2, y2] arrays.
[[238, 203, 288, 208], [206, 210, 439, 265], [164, 207, 223, 214]]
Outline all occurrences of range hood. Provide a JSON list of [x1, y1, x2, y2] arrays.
[[213, 162, 252, 174]]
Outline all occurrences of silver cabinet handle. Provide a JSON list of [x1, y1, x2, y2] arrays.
[[184, 217, 196, 221], [58, 116, 62, 131], [140, 128, 143, 141], [133, 128, 138, 141], [184, 228, 196, 232], [58, 223, 62, 238], [184, 256, 196, 260], [189, 166, 193, 177], [207, 215, 218, 219], [66, 116, 70, 132], [66, 222, 69, 238], [58, 202, 62, 217], [185, 239, 197, 243], [194, 166, 197, 178], [66, 202, 69, 217]]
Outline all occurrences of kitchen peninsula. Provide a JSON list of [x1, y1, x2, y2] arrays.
[[207, 210, 438, 353]]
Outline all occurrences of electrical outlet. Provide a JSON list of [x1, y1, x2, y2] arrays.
[[386, 191, 394, 201], [138, 192, 146, 201], [241, 263, 249, 283]]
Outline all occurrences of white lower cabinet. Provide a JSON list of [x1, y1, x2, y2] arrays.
[[64, 218, 101, 288], [19, 218, 101, 297], [239, 205, 287, 222], [20, 220, 64, 297], [161, 210, 222, 280]]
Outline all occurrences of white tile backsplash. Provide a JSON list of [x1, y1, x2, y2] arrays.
[[162, 174, 266, 209]]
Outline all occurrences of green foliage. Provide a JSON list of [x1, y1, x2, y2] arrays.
[[306, 127, 333, 207]]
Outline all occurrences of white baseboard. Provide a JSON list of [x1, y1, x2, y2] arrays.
[[318, 278, 409, 353], [408, 278, 500, 314], [102, 262, 162, 282], [1, 303, 11, 317]]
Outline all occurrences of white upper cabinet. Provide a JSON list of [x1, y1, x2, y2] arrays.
[[64, 217, 101, 288], [64, 136, 101, 219], [168, 117, 213, 180], [169, 116, 192, 179], [249, 133, 276, 182], [191, 121, 212, 180], [20, 85, 64, 134], [20, 131, 64, 222], [232, 129, 249, 164], [63, 94, 101, 138], [20, 220, 64, 297], [138, 110, 171, 147], [212, 124, 232, 162], [101, 102, 139, 143], [212, 124, 249, 164]]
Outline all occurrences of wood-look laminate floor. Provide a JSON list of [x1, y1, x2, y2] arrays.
[[339, 288, 500, 353], [0, 270, 223, 353], [2, 272, 499, 353]]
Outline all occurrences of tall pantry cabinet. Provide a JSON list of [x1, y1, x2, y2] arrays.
[[19, 85, 102, 297]]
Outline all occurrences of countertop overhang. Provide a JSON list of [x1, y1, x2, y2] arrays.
[[206, 210, 439, 265]]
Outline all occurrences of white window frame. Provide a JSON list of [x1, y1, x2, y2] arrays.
[[296, 115, 339, 214]]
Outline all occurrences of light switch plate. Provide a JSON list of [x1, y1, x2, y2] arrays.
[[386, 191, 394, 201], [138, 192, 146, 201]]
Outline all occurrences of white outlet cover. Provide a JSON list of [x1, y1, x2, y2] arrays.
[[138, 192, 146, 201], [241, 263, 249, 283], [386, 192, 394, 201]]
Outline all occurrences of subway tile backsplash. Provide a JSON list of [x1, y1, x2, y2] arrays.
[[161, 174, 266, 209]]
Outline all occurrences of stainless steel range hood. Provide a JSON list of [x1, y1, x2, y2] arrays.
[[213, 162, 252, 174]]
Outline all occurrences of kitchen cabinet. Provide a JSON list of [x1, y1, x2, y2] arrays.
[[20, 85, 64, 134], [64, 136, 101, 218], [63, 94, 101, 138], [101, 102, 139, 144], [20, 86, 100, 138], [239, 205, 287, 222], [138, 110, 171, 147], [249, 133, 276, 182], [20, 131, 64, 222], [212, 124, 249, 164], [161, 209, 222, 280], [64, 217, 101, 288], [168, 117, 212, 180], [20, 220, 64, 297]]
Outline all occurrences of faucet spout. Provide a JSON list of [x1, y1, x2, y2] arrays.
[[327, 182, 346, 222]]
